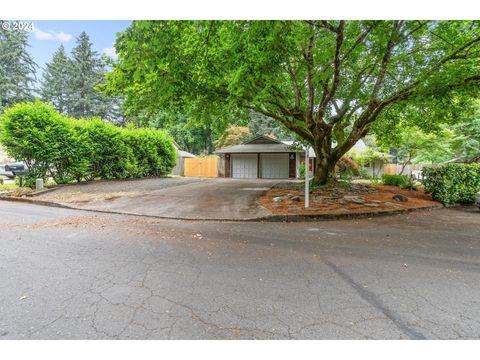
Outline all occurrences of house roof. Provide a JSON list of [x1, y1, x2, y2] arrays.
[[244, 134, 283, 145], [214, 134, 375, 159], [178, 150, 196, 158], [172, 140, 196, 158], [215, 136, 316, 157]]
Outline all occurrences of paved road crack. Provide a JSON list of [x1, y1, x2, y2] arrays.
[[322, 258, 427, 340]]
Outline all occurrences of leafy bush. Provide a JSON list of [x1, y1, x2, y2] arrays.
[[382, 174, 409, 187], [299, 162, 306, 179], [422, 164, 480, 205], [0, 101, 177, 186]]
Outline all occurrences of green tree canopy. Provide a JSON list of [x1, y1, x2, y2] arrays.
[[41, 44, 71, 114], [105, 20, 480, 184], [69, 32, 111, 118], [0, 22, 37, 113]]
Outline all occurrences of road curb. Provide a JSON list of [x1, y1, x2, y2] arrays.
[[0, 195, 443, 222]]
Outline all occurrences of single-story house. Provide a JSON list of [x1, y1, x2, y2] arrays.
[[215, 135, 315, 179], [171, 141, 196, 176]]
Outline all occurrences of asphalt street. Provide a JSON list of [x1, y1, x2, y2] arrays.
[[0, 201, 479, 339]]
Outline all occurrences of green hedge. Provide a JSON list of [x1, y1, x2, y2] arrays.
[[422, 164, 480, 205], [0, 101, 177, 186], [381, 174, 409, 187]]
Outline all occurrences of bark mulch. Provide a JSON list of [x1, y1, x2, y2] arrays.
[[259, 183, 441, 216]]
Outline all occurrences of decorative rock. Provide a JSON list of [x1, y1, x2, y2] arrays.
[[338, 198, 349, 205], [291, 196, 301, 202], [364, 203, 380, 207], [342, 196, 366, 204], [393, 194, 408, 202], [273, 196, 284, 202]]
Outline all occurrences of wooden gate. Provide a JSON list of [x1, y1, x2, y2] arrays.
[[184, 158, 219, 177]]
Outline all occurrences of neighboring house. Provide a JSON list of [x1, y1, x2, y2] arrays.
[[171, 141, 196, 176], [349, 139, 389, 177], [215, 135, 315, 179]]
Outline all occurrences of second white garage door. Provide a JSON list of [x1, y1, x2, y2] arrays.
[[231, 154, 258, 178], [261, 154, 289, 179]]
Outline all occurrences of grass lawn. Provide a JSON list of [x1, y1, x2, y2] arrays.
[[0, 183, 18, 191]]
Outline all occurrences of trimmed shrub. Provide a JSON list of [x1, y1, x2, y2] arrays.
[[381, 174, 409, 187], [422, 164, 480, 205], [0, 101, 177, 185], [120, 125, 177, 177]]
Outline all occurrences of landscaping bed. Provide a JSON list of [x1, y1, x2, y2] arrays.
[[259, 182, 441, 216]]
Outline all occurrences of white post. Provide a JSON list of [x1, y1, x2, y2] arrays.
[[36, 178, 44, 192], [305, 145, 309, 209]]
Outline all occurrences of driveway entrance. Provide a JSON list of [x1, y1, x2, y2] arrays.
[[35, 177, 282, 220]]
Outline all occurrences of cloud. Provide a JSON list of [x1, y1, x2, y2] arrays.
[[34, 28, 72, 42], [102, 47, 118, 60]]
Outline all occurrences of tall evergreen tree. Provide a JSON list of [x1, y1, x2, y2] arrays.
[[0, 22, 37, 113], [40, 45, 71, 113], [68, 31, 109, 118]]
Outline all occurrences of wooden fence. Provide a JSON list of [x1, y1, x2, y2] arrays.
[[184, 158, 219, 177], [383, 163, 430, 176]]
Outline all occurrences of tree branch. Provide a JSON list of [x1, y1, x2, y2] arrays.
[[371, 21, 403, 100]]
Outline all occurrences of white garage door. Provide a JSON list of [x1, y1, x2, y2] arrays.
[[231, 154, 258, 178], [261, 154, 289, 179]]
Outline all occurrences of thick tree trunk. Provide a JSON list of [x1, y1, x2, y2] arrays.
[[311, 140, 337, 186], [313, 156, 337, 185]]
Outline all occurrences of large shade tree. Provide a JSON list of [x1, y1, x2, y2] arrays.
[[105, 20, 480, 184]]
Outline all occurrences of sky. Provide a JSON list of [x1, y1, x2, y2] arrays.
[[26, 20, 132, 79]]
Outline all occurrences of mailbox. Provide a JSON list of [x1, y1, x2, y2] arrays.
[[5, 163, 28, 177]]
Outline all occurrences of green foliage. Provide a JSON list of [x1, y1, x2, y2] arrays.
[[381, 174, 409, 187], [449, 103, 480, 161], [105, 20, 480, 185], [121, 125, 177, 177], [248, 111, 292, 139], [0, 22, 37, 113], [40, 35, 124, 123], [299, 162, 306, 179], [69, 32, 110, 118], [40, 45, 71, 114], [0, 101, 176, 186], [147, 113, 216, 154], [358, 167, 371, 180], [349, 148, 390, 168], [422, 164, 480, 205], [370, 177, 381, 186], [376, 122, 456, 165], [214, 124, 251, 149], [375, 99, 480, 166], [401, 177, 416, 191]]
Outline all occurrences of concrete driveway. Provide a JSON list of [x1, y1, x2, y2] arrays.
[[35, 177, 283, 220], [1, 202, 479, 339]]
